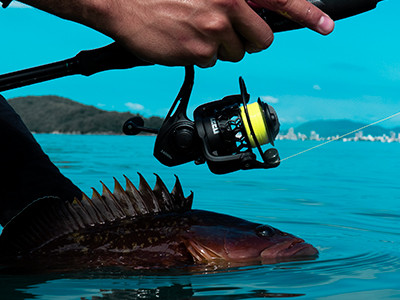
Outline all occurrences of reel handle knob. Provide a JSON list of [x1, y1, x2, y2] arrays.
[[123, 116, 159, 135]]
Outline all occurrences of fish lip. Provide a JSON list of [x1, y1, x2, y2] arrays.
[[282, 241, 319, 257], [260, 239, 319, 259]]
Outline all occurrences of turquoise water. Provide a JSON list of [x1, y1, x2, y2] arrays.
[[1, 134, 400, 299]]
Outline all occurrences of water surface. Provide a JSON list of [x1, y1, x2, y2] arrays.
[[1, 134, 399, 299]]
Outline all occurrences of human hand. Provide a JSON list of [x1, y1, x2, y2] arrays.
[[19, 0, 334, 67], [99, 0, 334, 67]]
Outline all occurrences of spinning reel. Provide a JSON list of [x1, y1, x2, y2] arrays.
[[123, 66, 280, 174]]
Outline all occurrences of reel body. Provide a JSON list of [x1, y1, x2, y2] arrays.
[[123, 66, 280, 174]]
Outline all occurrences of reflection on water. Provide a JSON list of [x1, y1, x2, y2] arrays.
[[92, 285, 305, 299], [1, 135, 399, 299], [1, 271, 306, 299], [3, 247, 400, 299]]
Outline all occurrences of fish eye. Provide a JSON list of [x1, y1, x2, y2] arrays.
[[255, 225, 276, 237]]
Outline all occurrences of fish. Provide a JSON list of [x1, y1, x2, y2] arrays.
[[0, 174, 318, 272]]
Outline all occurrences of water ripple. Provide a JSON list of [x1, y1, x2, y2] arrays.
[[5, 135, 397, 299]]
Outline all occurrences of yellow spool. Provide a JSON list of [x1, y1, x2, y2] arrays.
[[239, 102, 269, 148]]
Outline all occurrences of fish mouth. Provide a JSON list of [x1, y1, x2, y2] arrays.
[[261, 239, 319, 260]]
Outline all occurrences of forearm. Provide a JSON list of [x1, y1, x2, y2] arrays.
[[15, 0, 203, 65], [18, 0, 113, 34]]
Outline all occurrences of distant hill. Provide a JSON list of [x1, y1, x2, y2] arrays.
[[7, 96, 400, 137], [8, 96, 163, 134], [293, 119, 399, 138]]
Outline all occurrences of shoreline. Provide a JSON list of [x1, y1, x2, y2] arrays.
[[32, 131, 400, 143], [32, 131, 157, 136]]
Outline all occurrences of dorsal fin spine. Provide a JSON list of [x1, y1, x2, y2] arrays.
[[65, 201, 86, 229], [80, 193, 102, 224], [172, 175, 184, 200], [113, 177, 137, 216], [172, 175, 186, 210], [71, 198, 95, 227], [91, 188, 116, 222], [153, 174, 172, 211], [124, 175, 149, 214], [138, 173, 159, 212], [57, 202, 79, 231], [101, 181, 125, 219]]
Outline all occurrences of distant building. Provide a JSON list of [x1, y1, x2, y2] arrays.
[[309, 131, 320, 141], [277, 128, 400, 143]]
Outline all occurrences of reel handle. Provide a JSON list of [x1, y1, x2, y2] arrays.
[[123, 116, 159, 135]]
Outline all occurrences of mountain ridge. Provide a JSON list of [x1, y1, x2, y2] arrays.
[[8, 96, 400, 137], [8, 95, 162, 134]]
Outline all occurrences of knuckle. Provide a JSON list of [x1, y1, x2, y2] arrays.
[[202, 15, 230, 34], [193, 44, 217, 63], [303, 5, 320, 23]]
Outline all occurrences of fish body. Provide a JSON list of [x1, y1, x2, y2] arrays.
[[0, 175, 317, 271]]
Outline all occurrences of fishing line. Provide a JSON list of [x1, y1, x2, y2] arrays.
[[279, 111, 400, 162]]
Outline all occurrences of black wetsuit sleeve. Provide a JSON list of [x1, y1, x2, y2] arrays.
[[1, 0, 12, 8], [0, 95, 82, 226]]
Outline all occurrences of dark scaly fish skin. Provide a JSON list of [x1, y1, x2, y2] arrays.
[[0, 175, 318, 272], [0, 211, 318, 272]]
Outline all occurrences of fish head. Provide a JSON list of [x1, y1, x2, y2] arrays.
[[182, 211, 318, 265]]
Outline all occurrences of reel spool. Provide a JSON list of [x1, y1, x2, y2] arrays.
[[193, 76, 280, 174], [123, 66, 280, 174]]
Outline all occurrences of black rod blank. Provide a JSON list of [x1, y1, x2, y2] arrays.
[[0, 43, 152, 92]]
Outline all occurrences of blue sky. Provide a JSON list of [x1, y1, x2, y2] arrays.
[[0, 0, 399, 128]]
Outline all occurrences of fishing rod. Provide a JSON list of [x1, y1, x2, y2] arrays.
[[0, 0, 383, 174]]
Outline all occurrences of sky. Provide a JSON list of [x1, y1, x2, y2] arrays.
[[0, 0, 399, 129]]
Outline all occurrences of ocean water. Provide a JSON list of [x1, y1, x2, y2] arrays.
[[1, 134, 400, 299]]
